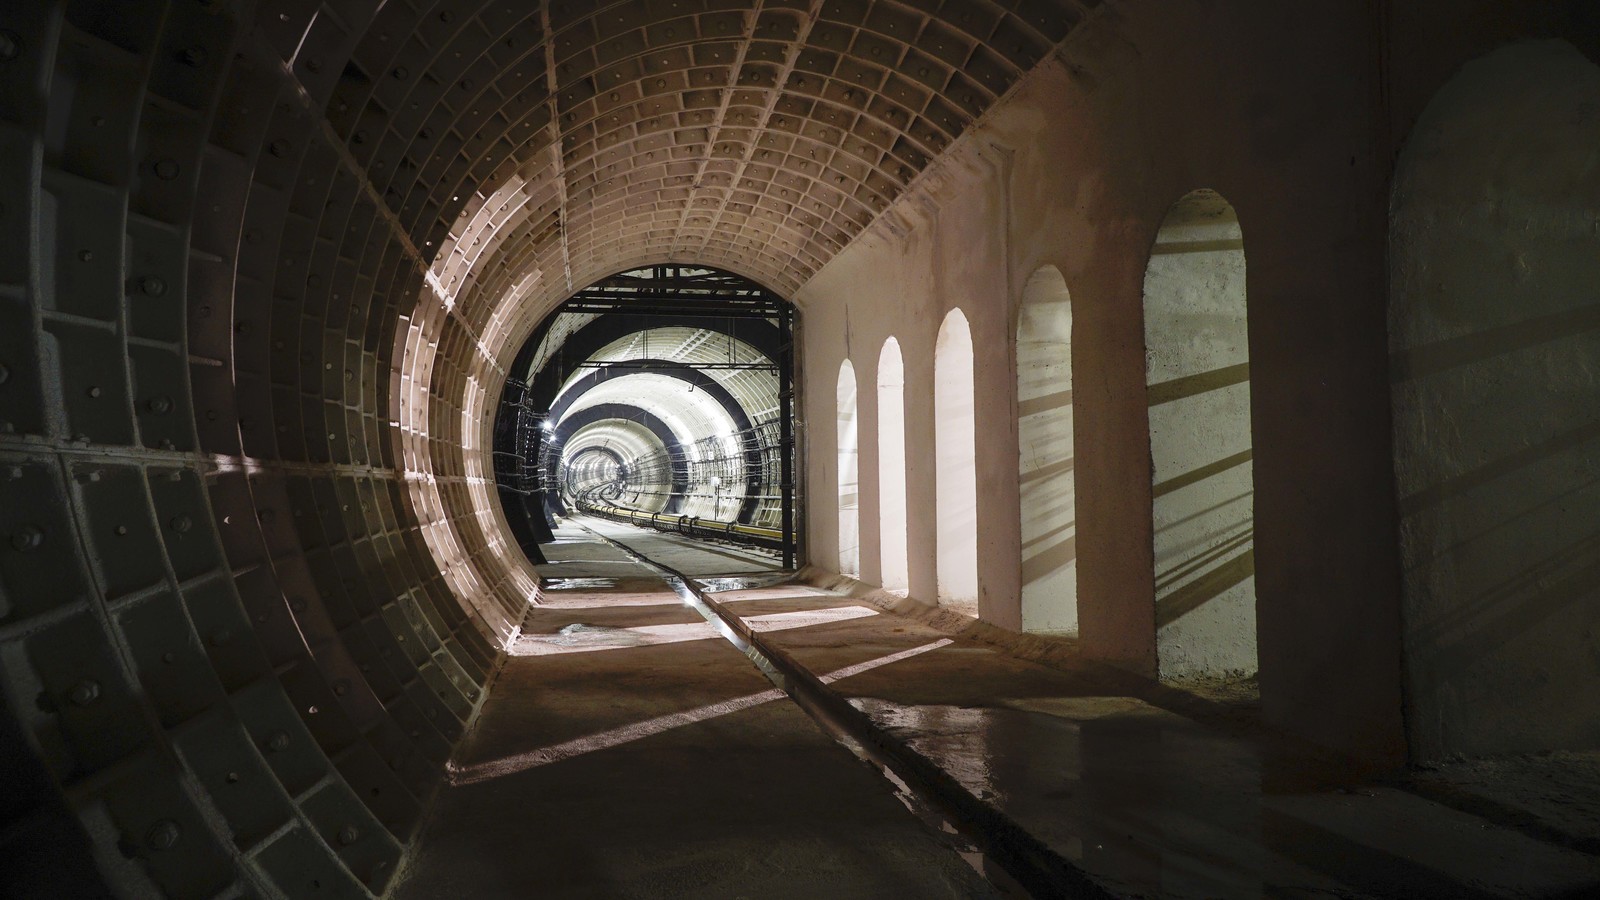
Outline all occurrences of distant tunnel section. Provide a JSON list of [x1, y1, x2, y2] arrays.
[[493, 266, 799, 568]]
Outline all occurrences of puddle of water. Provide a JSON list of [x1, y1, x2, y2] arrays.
[[540, 577, 620, 591], [831, 704, 1031, 897], [851, 699, 1001, 803], [549, 622, 649, 648], [512, 620, 727, 656], [695, 573, 794, 593], [569, 517, 1047, 898]]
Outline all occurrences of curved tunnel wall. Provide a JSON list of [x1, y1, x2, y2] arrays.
[[1, 4, 520, 896], [504, 312, 785, 532], [554, 412, 679, 514], [1, 2, 1087, 892], [555, 368, 749, 517], [548, 361, 763, 522]]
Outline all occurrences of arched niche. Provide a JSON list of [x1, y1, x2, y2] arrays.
[[1143, 189, 1257, 681], [1390, 40, 1600, 760], [1017, 266, 1077, 634], [837, 360, 860, 578], [878, 338, 909, 594], [935, 308, 979, 613]]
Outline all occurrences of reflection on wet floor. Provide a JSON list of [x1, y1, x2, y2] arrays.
[[696, 573, 796, 593], [510, 606, 880, 656], [540, 577, 620, 591], [401, 519, 1600, 900], [450, 639, 952, 787], [736, 589, 1600, 900], [394, 527, 998, 900]]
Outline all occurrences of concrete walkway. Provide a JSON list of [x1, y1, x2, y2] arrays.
[[395, 520, 1600, 898], [702, 581, 1600, 900], [390, 523, 998, 899]]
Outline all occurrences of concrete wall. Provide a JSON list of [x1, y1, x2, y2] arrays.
[[935, 309, 980, 611], [798, 0, 1412, 768], [878, 338, 910, 594], [1144, 191, 1256, 680], [836, 361, 860, 577], [1017, 266, 1078, 635], [1390, 39, 1600, 761], [784, 0, 1600, 772]]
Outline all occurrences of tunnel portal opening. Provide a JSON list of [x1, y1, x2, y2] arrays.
[[492, 266, 799, 570]]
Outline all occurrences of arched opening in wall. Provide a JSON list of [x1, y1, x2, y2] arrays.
[[837, 360, 860, 578], [935, 309, 979, 613], [1017, 267, 1077, 634], [492, 266, 800, 570], [1143, 190, 1257, 683], [1390, 40, 1600, 762], [878, 338, 910, 594]]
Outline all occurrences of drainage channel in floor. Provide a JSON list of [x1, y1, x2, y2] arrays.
[[573, 520, 1101, 900]]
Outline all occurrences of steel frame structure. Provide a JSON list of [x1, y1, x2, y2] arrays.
[[492, 266, 799, 569]]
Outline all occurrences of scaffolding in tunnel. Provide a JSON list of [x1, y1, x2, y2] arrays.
[[492, 266, 800, 568]]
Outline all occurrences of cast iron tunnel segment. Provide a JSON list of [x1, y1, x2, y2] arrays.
[[573, 519, 1114, 900]]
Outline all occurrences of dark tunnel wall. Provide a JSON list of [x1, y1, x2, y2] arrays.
[[0, 1, 1093, 894], [1389, 38, 1600, 762], [0, 3, 518, 896]]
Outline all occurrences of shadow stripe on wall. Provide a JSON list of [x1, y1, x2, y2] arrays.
[[1147, 363, 1250, 407], [1157, 549, 1256, 628], [1391, 301, 1600, 383], [1153, 448, 1254, 499]]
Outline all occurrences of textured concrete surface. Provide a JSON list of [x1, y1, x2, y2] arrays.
[[1016, 266, 1079, 636], [1389, 39, 1600, 761], [793, 2, 1424, 767], [391, 547, 995, 899], [1408, 751, 1600, 856], [1142, 191, 1256, 680], [708, 581, 1600, 899]]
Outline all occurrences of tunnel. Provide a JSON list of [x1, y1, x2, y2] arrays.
[[5, 1, 1600, 898], [492, 264, 798, 566]]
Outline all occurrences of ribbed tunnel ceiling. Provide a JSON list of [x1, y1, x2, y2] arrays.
[[384, 0, 1097, 308]]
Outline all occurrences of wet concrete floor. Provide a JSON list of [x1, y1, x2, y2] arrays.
[[396, 519, 1600, 899], [699, 582, 1600, 899], [390, 522, 998, 899]]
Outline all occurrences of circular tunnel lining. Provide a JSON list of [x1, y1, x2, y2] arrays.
[[493, 266, 799, 563], [0, 2, 1085, 893]]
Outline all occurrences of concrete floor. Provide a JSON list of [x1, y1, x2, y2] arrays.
[[393, 521, 1600, 899], [707, 583, 1600, 899], [536, 516, 781, 580], [391, 521, 995, 899]]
